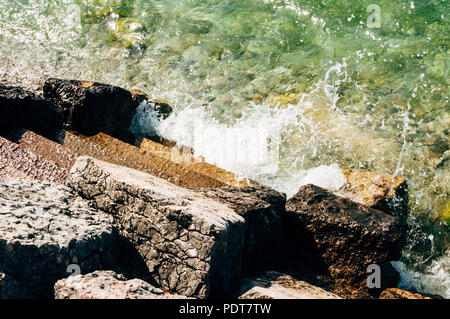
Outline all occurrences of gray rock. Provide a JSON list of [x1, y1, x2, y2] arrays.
[[68, 156, 246, 298], [239, 271, 341, 299], [54, 270, 189, 299], [0, 178, 119, 298], [191, 186, 286, 274]]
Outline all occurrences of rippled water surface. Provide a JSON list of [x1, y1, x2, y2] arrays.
[[0, 0, 448, 297]]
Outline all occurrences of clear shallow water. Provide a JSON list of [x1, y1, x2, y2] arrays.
[[0, 0, 448, 297]]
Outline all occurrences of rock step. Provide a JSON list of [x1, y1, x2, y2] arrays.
[[2, 128, 78, 171], [0, 161, 33, 180], [63, 131, 227, 188], [139, 138, 256, 188], [0, 136, 69, 184]]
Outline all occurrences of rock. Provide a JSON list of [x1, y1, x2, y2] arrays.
[[379, 288, 431, 299], [138, 137, 257, 187], [239, 271, 341, 299], [0, 178, 119, 298], [67, 156, 246, 298], [336, 169, 409, 219], [0, 136, 70, 184], [54, 271, 189, 299], [284, 184, 407, 296], [43, 78, 171, 141], [192, 186, 286, 274], [0, 84, 62, 137], [129, 90, 173, 120], [0, 272, 32, 299]]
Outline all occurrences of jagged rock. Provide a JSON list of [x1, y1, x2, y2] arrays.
[[67, 156, 246, 298], [284, 184, 407, 296], [0, 272, 32, 299], [239, 271, 341, 299], [192, 186, 286, 274], [54, 271, 189, 299], [0, 84, 62, 137], [129, 90, 173, 120], [43, 78, 171, 141], [336, 169, 409, 218], [379, 288, 431, 299], [0, 178, 119, 298]]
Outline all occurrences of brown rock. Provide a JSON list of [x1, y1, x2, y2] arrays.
[[379, 288, 431, 299], [284, 184, 407, 297], [139, 137, 257, 187], [336, 169, 409, 218], [239, 271, 341, 299]]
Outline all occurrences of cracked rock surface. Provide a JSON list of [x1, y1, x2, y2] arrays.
[[55, 270, 189, 299], [0, 178, 119, 298], [68, 156, 246, 299]]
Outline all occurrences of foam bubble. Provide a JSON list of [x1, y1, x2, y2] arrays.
[[392, 251, 450, 298]]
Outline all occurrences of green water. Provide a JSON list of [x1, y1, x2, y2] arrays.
[[0, 0, 448, 297]]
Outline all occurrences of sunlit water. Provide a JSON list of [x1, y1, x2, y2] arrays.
[[0, 0, 448, 297]]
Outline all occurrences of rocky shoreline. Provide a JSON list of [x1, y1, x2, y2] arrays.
[[0, 79, 433, 299]]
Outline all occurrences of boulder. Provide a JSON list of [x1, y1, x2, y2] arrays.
[[54, 270, 189, 299], [43, 78, 172, 141], [192, 186, 286, 274], [67, 156, 246, 298], [284, 184, 407, 296], [239, 271, 341, 299], [0, 178, 119, 298], [0, 84, 62, 137], [379, 288, 431, 299], [336, 169, 409, 218]]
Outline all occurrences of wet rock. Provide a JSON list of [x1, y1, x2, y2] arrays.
[[67, 156, 246, 298], [54, 271, 189, 299], [43, 78, 171, 141], [0, 178, 119, 298], [239, 271, 341, 299], [379, 288, 431, 299], [284, 184, 407, 296], [192, 186, 286, 274], [129, 90, 172, 120], [336, 169, 409, 219], [0, 84, 62, 137]]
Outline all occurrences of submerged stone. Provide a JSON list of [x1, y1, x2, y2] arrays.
[[336, 169, 409, 219]]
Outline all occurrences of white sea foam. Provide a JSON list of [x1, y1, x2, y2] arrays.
[[392, 250, 450, 298]]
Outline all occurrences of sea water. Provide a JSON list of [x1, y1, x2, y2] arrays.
[[0, 0, 448, 297]]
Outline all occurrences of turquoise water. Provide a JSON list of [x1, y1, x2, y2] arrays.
[[0, 0, 448, 297]]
